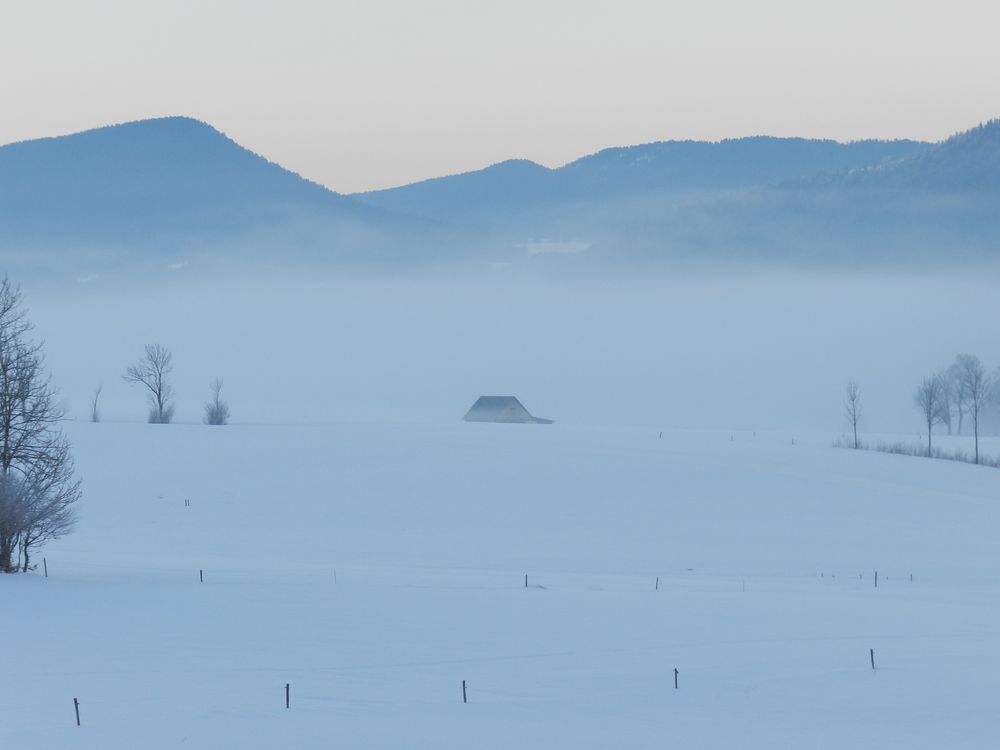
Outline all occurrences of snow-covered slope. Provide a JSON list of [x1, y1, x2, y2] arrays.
[[5, 421, 1000, 748]]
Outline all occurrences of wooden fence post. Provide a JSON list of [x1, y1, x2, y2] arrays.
[[74, 698, 80, 726], [462, 679, 467, 704]]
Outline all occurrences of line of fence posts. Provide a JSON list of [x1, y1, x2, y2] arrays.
[[46, 562, 912, 593], [62, 565, 905, 725], [67, 646, 890, 727]]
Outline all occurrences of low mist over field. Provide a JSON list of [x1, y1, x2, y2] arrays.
[[22, 267, 1000, 435]]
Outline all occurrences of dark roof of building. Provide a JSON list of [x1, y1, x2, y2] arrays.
[[462, 396, 554, 424]]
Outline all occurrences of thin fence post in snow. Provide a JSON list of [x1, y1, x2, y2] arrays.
[[655, 576, 659, 591], [462, 679, 467, 704], [199, 569, 203, 583], [74, 698, 80, 726], [870, 648, 875, 671], [334, 568, 337, 584], [525, 574, 528, 588], [286, 682, 290, 709], [674, 668, 679, 689], [43, 558, 48, 578], [874, 571, 878, 588]]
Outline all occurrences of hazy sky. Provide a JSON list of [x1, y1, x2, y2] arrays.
[[3, 0, 999, 192]]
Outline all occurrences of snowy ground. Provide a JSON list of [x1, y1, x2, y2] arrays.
[[5, 421, 1000, 748]]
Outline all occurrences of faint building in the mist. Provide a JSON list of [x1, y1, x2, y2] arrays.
[[462, 396, 554, 424]]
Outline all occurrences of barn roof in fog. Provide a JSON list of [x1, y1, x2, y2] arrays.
[[462, 396, 554, 424]]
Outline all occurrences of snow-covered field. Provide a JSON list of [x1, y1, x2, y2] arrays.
[[5, 421, 1000, 748]]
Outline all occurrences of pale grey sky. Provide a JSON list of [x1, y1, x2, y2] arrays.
[[2, 0, 999, 192]]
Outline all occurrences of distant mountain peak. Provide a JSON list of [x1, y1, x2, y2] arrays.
[[0, 114, 417, 270], [2, 115, 225, 150]]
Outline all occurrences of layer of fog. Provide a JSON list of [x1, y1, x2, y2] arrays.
[[22, 268, 1000, 435]]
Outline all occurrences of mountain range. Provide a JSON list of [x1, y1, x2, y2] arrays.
[[2, 116, 1000, 277]]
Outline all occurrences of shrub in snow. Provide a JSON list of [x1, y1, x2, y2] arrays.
[[204, 378, 230, 426]]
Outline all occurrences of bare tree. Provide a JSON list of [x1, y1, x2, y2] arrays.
[[914, 374, 946, 456], [946, 360, 970, 434], [937, 376, 954, 435], [11, 445, 79, 571], [844, 381, 862, 448], [0, 277, 80, 573], [90, 382, 103, 423], [955, 355, 991, 464], [124, 344, 175, 423], [203, 377, 230, 426]]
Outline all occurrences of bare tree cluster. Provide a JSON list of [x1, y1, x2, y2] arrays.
[[0, 278, 80, 573], [913, 354, 997, 463], [119, 345, 233, 425], [844, 354, 999, 464]]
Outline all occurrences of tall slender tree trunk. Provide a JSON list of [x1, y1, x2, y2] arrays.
[[0, 536, 13, 573], [974, 410, 979, 465]]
